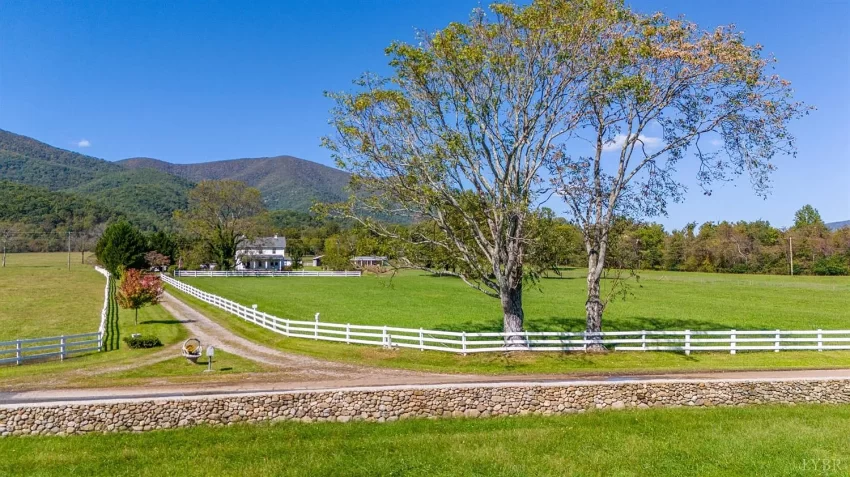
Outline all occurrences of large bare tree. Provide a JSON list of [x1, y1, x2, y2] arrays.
[[551, 4, 809, 344], [322, 1, 612, 340]]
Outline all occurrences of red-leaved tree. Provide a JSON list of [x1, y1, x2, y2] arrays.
[[117, 269, 164, 325]]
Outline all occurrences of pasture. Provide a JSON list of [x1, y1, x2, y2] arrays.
[[183, 269, 850, 332], [170, 270, 850, 375], [0, 253, 105, 339], [1, 404, 847, 476]]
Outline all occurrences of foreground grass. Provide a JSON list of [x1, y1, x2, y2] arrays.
[[183, 269, 850, 332], [2, 404, 848, 476], [0, 253, 105, 339], [168, 286, 850, 375]]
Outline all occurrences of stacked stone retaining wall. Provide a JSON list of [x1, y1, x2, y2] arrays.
[[2, 378, 849, 437]]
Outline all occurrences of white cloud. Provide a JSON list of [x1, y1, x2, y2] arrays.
[[77, 139, 91, 147], [709, 138, 724, 147], [602, 134, 661, 152]]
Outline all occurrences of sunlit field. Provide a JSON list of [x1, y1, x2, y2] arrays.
[[183, 269, 850, 332]]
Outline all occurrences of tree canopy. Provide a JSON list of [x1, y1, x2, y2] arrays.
[[323, 0, 808, 342], [95, 221, 148, 277], [175, 180, 266, 270]]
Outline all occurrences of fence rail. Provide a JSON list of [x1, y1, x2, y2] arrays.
[[174, 270, 362, 278], [162, 274, 850, 355], [0, 332, 102, 365], [0, 266, 110, 367]]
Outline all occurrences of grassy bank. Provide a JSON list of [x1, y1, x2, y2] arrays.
[[2, 404, 847, 476]]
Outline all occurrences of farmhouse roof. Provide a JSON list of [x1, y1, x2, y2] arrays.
[[352, 256, 388, 261], [240, 235, 286, 250]]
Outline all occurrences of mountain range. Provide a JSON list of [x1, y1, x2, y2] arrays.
[[0, 129, 351, 232], [827, 220, 850, 231]]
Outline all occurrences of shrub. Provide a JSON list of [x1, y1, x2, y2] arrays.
[[813, 255, 849, 276], [123, 335, 162, 349]]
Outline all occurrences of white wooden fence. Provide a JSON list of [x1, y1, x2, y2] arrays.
[[174, 270, 361, 278], [162, 274, 850, 355], [0, 267, 111, 366], [0, 332, 103, 365]]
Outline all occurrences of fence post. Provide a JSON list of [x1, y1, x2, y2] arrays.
[[641, 331, 646, 351], [285, 319, 290, 336], [818, 329, 823, 352], [462, 331, 467, 355], [98, 331, 103, 351], [60, 336, 66, 361], [346, 324, 351, 344], [315, 313, 320, 340], [15, 339, 21, 366], [419, 328, 424, 351], [251, 305, 258, 325], [583, 331, 587, 352], [383, 326, 390, 348], [685, 330, 691, 356], [730, 330, 736, 355], [775, 329, 780, 352]]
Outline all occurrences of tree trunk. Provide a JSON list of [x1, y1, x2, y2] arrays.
[[135, 308, 138, 326], [501, 283, 525, 347], [585, 251, 606, 352]]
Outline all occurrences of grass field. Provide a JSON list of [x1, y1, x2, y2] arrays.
[[2, 404, 847, 476], [0, 253, 106, 339], [168, 285, 850, 375], [183, 269, 850, 332]]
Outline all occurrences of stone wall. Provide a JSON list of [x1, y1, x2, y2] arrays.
[[3, 378, 849, 437]]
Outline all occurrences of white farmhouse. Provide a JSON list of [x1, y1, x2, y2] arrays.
[[235, 235, 291, 270]]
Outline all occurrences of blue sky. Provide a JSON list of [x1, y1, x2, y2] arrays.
[[1, 0, 847, 228]]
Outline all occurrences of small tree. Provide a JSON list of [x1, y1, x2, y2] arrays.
[[95, 221, 147, 277], [323, 234, 355, 270], [144, 251, 171, 271], [286, 239, 307, 270], [117, 269, 164, 325]]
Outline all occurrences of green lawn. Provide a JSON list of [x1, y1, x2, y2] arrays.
[[0, 253, 106, 339], [183, 269, 850, 332], [2, 404, 847, 476]]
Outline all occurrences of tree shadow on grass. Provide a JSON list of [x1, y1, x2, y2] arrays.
[[433, 315, 748, 333], [139, 319, 195, 325]]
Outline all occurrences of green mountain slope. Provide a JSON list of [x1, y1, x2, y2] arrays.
[[119, 155, 351, 211], [0, 129, 192, 229], [0, 129, 352, 233], [0, 129, 119, 189], [0, 181, 118, 230]]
